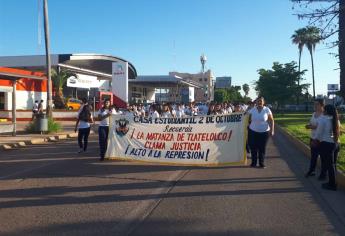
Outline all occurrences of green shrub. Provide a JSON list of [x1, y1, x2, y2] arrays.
[[25, 117, 62, 133], [48, 118, 62, 133]]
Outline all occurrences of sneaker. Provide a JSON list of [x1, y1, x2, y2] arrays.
[[78, 148, 83, 154], [305, 171, 316, 178], [259, 164, 266, 169], [322, 183, 337, 191]]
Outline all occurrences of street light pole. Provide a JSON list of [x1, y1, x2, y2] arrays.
[[43, 0, 52, 117], [200, 54, 207, 101]]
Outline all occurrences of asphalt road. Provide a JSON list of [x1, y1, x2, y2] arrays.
[[0, 130, 345, 236]]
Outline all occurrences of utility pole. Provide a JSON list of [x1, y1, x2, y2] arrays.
[[43, 0, 53, 117], [200, 54, 207, 101]]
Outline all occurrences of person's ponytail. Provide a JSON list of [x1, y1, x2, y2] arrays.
[[332, 112, 340, 143], [324, 105, 340, 143]]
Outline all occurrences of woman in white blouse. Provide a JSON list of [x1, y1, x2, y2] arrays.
[[248, 97, 274, 168], [97, 99, 116, 161], [314, 104, 340, 191], [305, 99, 324, 177]]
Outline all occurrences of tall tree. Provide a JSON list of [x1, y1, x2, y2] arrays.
[[52, 69, 75, 109], [242, 83, 250, 97], [304, 26, 322, 99], [340, 0, 345, 99], [291, 27, 307, 103], [255, 61, 309, 108], [292, 0, 345, 99]]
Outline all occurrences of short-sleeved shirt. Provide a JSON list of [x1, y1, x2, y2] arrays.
[[315, 115, 335, 143], [309, 112, 322, 139], [249, 106, 272, 133], [98, 108, 116, 127]]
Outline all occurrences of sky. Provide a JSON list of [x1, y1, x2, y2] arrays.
[[0, 0, 340, 99]]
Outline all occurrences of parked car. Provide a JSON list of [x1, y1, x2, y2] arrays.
[[66, 98, 82, 110]]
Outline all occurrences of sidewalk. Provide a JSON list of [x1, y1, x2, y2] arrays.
[[0, 121, 95, 149]]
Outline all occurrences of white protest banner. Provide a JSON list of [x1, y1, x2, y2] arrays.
[[105, 113, 248, 166]]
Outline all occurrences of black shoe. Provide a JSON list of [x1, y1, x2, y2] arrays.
[[322, 183, 337, 191], [250, 163, 256, 168], [318, 175, 326, 181], [259, 164, 266, 169], [305, 171, 316, 178], [99, 157, 105, 161]]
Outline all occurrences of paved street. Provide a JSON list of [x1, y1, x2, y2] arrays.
[[0, 130, 345, 236]]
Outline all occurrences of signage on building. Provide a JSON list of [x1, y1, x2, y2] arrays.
[[112, 61, 128, 103], [327, 84, 339, 91], [67, 74, 101, 89]]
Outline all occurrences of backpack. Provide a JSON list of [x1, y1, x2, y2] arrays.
[[79, 105, 91, 122]]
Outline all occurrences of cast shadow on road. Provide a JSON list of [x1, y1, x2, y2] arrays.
[[0, 218, 279, 236], [0, 176, 298, 201], [271, 130, 345, 235]]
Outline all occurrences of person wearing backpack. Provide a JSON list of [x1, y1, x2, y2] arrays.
[[74, 98, 94, 153]]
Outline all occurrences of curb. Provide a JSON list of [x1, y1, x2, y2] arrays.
[[1, 130, 95, 151], [1, 132, 78, 151], [277, 125, 345, 190]]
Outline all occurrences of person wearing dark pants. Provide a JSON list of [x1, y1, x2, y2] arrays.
[[98, 126, 109, 159], [97, 99, 116, 161], [248, 97, 274, 168], [78, 127, 91, 152], [314, 104, 340, 191], [248, 129, 269, 167], [75, 98, 94, 153], [305, 99, 324, 178]]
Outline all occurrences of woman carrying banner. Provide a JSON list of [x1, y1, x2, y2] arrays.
[[248, 97, 274, 168], [314, 104, 340, 191], [74, 98, 94, 153], [305, 99, 324, 178], [97, 99, 116, 161]]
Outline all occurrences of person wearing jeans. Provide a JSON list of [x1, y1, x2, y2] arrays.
[[305, 99, 324, 178], [75, 98, 94, 153], [314, 104, 341, 191], [98, 100, 116, 161], [248, 97, 274, 168]]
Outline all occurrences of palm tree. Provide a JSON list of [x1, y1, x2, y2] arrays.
[[304, 26, 322, 99], [291, 28, 307, 104], [52, 69, 75, 109]]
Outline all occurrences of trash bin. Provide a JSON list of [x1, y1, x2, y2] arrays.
[[35, 114, 48, 133]]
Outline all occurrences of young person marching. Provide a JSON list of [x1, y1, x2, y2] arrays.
[[97, 99, 116, 161], [248, 97, 274, 168], [305, 99, 325, 178], [74, 98, 94, 153], [314, 104, 340, 191]]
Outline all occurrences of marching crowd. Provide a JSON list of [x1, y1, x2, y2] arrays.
[[74, 97, 342, 191]]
